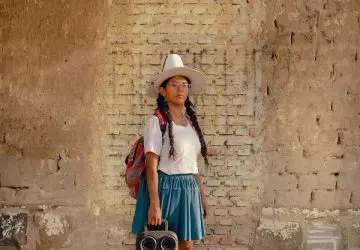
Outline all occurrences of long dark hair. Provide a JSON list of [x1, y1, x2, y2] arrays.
[[156, 77, 209, 166]]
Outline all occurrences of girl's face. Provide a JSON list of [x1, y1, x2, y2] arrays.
[[160, 75, 190, 106]]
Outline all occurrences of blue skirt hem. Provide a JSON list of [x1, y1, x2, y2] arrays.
[[131, 171, 206, 241]]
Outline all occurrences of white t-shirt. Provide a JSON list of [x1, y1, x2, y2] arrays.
[[143, 115, 201, 175]]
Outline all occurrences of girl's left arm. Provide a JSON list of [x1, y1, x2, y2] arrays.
[[194, 173, 209, 218]]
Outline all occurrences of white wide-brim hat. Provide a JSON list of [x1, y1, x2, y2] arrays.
[[147, 54, 206, 98]]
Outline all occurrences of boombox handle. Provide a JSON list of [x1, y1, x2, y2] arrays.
[[144, 219, 168, 231]]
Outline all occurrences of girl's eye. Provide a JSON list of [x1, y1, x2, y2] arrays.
[[170, 82, 191, 88]]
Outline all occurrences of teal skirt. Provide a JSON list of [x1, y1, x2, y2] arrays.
[[132, 171, 206, 241]]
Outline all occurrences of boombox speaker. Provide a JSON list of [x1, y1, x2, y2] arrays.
[[136, 219, 178, 250]]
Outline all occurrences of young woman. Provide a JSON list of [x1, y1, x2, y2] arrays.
[[132, 54, 209, 250]]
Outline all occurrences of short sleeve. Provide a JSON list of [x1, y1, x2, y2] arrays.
[[143, 115, 163, 155]]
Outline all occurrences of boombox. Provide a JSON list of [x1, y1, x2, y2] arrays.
[[136, 220, 178, 250]]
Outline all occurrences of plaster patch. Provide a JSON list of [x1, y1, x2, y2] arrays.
[[257, 219, 300, 240], [303, 209, 339, 219], [39, 213, 68, 236]]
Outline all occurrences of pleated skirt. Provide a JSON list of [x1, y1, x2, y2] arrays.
[[132, 171, 206, 241]]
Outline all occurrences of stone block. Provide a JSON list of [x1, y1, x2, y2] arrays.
[[207, 179, 221, 187], [266, 152, 287, 173], [298, 173, 337, 191], [0, 158, 38, 188], [219, 198, 234, 206], [209, 136, 226, 146], [219, 218, 234, 226], [237, 105, 254, 116], [234, 126, 248, 136], [285, 153, 324, 174], [229, 207, 249, 217], [206, 198, 218, 206], [337, 170, 360, 190], [224, 180, 238, 187], [191, 4, 207, 14], [263, 188, 275, 205], [1, 187, 45, 206], [227, 159, 243, 168], [13, 187, 86, 206], [217, 170, 234, 177], [321, 159, 348, 174], [206, 4, 222, 14], [62, 227, 108, 250], [233, 95, 247, 105], [214, 225, 231, 235], [227, 136, 253, 145], [237, 145, 252, 156], [36, 173, 76, 191], [214, 209, 228, 216], [39, 159, 59, 175], [0, 188, 15, 204], [312, 190, 352, 209], [210, 159, 225, 167], [261, 207, 274, 217], [203, 235, 221, 245], [265, 173, 297, 190], [274, 189, 311, 207], [228, 116, 253, 126], [340, 131, 360, 146], [352, 192, 360, 207]]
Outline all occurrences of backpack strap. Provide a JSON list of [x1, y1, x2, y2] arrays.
[[154, 109, 167, 136], [153, 109, 193, 133]]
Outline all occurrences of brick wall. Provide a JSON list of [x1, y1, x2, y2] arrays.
[[0, 0, 359, 249], [101, 0, 265, 248]]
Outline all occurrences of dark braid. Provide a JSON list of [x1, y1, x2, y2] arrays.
[[156, 79, 176, 159], [185, 98, 209, 166]]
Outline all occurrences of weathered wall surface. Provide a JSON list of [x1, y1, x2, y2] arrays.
[[0, 0, 108, 249], [261, 0, 360, 210], [256, 0, 360, 249], [1, 0, 359, 249]]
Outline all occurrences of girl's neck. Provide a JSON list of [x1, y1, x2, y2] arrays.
[[168, 103, 185, 118]]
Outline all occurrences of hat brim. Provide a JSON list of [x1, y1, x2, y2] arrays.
[[147, 67, 205, 98]]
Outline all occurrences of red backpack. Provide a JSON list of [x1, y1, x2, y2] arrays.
[[124, 109, 167, 199]]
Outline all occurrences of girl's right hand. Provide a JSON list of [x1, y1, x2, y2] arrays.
[[147, 203, 162, 226]]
